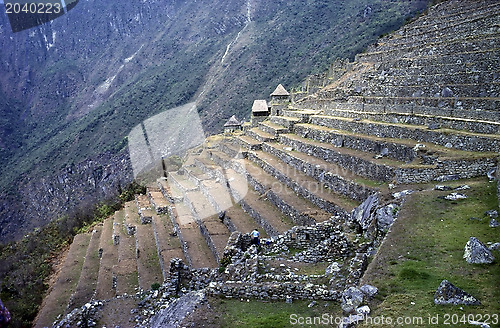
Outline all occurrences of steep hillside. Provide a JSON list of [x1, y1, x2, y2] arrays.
[[0, 0, 430, 242]]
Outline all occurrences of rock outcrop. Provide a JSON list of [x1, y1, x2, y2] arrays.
[[464, 237, 495, 264], [434, 280, 481, 305]]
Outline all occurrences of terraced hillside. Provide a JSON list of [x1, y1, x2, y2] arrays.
[[35, 1, 499, 327]]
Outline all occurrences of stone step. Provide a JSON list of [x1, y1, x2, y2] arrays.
[[183, 164, 212, 187], [310, 114, 500, 152], [357, 32, 499, 64], [357, 46, 498, 70], [359, 83, 500, 100], [348, 96, 500, 116], [376, 14, 500, 51], [394, 3, 500, 40], [224, 168, 295, 236], [116, 202, 139, 295], [366, 70, 500, 87], [168, 202, 218, 269], [281, 109, 322, 121], [200, 179, 234, 214], [284, 123, 497, 184], [217, 140, 244, 159], [67, 224, 103, 311], [258, 120, 289, 136], [295, 96, 500, 123], [127, 200, 163, 291], [293, 122, 495, 164], [158, 177, 184, 203], [168, 171, 198, 193], [258, 140, 377, 204], [94, 216, 118, 300], [276, 130, 400, 182], [194, 155, 295, 236], [315, 105, 500, 135], [148, 188, 169, 214], [199, 178, 267, 237], [247, 146, 360, 213], [407, 0, 499, 29], [235, 134, 262, 150], [378, 57, 500, 75], [211, 150, 332, 226], [34, 233, 91, 328], [184, 189, 231, 263], [151, 213, 185, 281], [269, 115, 301, 129], [246, 127, 277, 142]]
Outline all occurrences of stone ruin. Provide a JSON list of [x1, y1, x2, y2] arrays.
[[38, 1, 499, 327]]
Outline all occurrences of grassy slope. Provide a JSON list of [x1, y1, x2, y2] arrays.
[[360, 178, 500, 328]]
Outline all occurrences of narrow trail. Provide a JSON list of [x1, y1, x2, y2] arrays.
[[221, 0, 252, 64]]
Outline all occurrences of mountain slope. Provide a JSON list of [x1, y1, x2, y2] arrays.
[[0, 0, 430, 242]]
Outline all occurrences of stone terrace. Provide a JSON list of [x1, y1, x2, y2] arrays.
[[37, 1, 499, 326]]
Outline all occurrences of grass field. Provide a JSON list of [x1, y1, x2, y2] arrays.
[[360, 177, 500, 328]]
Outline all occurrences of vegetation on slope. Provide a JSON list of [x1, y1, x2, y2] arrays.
[[0, 182, 145, 328]]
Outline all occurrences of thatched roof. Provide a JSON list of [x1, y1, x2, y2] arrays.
[[270, 84, 290, 96], [252, 100, 269, 113], [223, 115, 241, 127]]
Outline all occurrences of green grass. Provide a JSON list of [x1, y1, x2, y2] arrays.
[[218, 299, 342, 328], [361, 178, 500, 328]]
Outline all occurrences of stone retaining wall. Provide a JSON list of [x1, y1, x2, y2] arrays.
[[183, 195, 221, 264], [195, 154, 280, 237], [211, 151, 317, 227], [262, 141, 374, 203], [207, 281, 340, 301], [277, 133, 395, 182], [321, 108, 500, 135], [310, 115, 500, 152], [247, 151, 348, 216], [167, 206, 193, 268], [293, 123, 418, 163]]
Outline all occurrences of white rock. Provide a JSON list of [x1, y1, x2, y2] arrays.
[[356, 305, 371, 314]]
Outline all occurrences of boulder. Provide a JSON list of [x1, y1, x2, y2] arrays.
[[359, 284, 378, 298], [341, 287, 364, 313], [356, 305, 370, 315], [463, 237, 495, 264], [325, 262, 341, 275], [444, 193, 467, 200], [351, 194, 378, 230], [338, 314, 364, 328], [434, 174, 460, 182], [485, 210, 498, 219], [392, 190, 413, 199], [469, 320, 491, 328], [441, 87, 454, 97], [375, 204, 396, 233], [435, 185, 452, 191], [488, 243, 500, 251], [489, 219, 499, 228], [486, 168, 496, 181], [434, 280, 480, 305]]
